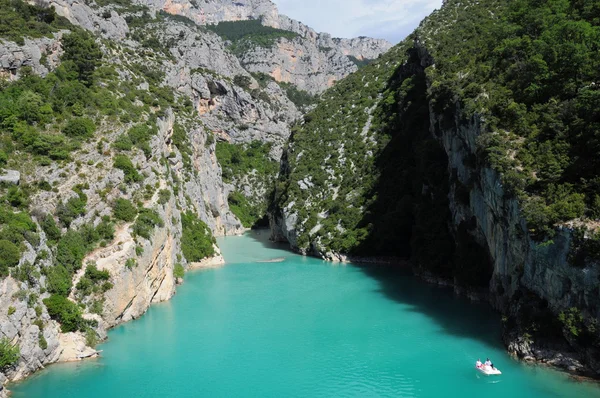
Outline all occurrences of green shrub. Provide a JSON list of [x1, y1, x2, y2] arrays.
[[56, 195, 87, 227], [206, 20, 298, 55], [39, 333, 47, 350], [0, 239, 21, 277], [61, 30, 102, 86], [0, 337, 20, 371], [11, 261, 39, 285], [157, 189, 171, 205], [113, 198, 137, 222], [125, 258, 136, 269], [181, 211, 215, 262], [85, 328, 98, 348], [114, 155, 143, 183], [45, 264, 72, 296], [7, 306, 15, 315], [173, 263, 184, 279], [132, 208, 163, 239], [96, 217, 115, 241], [55, 230, 86, 273], [41, 214, 61, 242], [43, 294, 85, 332], [62, 117, 95, 138]]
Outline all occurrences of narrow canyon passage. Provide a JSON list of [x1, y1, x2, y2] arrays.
[[11, 232, 600, 397]]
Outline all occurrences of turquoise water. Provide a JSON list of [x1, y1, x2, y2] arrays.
[[11, 232, 600, 397]]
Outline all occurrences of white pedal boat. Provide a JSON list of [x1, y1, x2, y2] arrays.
[[476, 365, 502, 376]]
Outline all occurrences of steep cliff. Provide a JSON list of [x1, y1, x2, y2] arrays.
[[0, 0, 391, 391], [128, 0, 392, 93], [271, 0, 600, 376]]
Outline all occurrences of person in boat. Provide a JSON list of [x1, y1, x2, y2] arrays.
[[484, 358, 492, 368], [476, 359, 482, 368]]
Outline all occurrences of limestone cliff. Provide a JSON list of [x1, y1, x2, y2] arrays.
[[130, 0, 392, 93], [270, 0, 600, 377]]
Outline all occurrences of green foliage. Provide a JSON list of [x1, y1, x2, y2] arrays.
[[419, 0, 600, 239], [0, 239, 21, 277], [56, 191, 87, 227], [76, 262, 111, 297], [43, 294, 85, 332], [173, 263, 184, 279], [113, 198, 138, 222], [206, 20, 298, 55], [61, 30, 102, 86], [55, 230, 87, 273], [62, 117, 95, 138], [0, 0, 71, 45], [114, 123, 156, 158], [0, 337, 20, 371], [180, 211, 215, 262], [125, 258, 136, 269], [347, 55, 372, 68], [114, 155, 143, 183], [7, 306, 15, 316], [277, 82, 317, 109], [85, 328, 98, 348], [227, 191, 261, 228], [132, 208, 163, 239], [45, 264, 72, 296], [11, 261, 39, 285], [558, 307, 584, 337], [41, 214, 61, 243], [215, 140, 277, 182], [171, 123, 192, 169], [157, 189, 171, 205]]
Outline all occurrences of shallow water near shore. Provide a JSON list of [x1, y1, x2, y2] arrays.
[[10, 231, 600, 397]]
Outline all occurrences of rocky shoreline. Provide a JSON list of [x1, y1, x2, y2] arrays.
[[273, 243, 600, 381]]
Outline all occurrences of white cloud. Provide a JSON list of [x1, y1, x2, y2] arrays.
[[272, 0, 442, 43]]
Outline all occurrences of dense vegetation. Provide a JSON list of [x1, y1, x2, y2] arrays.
[[420, 0, 600, 242], [275, 0, 600, 264], [180, 211, 215, 262], [0, 0, 71, 45], [215, 140, 277, 183], [215, 141, 278, 227], [206, 19, 298, 55]]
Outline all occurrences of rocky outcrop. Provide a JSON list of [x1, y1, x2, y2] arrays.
[[433, 100, 600, 375], [134, 0, 391, 93], [45, 0, 129, 40], [0, 170, 20, 185], [0, 36, 62, 79]]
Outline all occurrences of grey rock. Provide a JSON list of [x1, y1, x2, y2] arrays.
[[0, 170, 20, 185]]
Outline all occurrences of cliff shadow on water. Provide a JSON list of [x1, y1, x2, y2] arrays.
[[353, 263, 503, 348], [352, 45, 494, 290]]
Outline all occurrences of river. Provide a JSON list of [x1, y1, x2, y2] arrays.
[[10, 231, 600, 397]]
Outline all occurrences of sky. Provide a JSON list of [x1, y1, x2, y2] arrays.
[[273, 0, 443, 44]]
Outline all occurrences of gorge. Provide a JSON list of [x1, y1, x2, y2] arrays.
[[0, 0, 599, 395]]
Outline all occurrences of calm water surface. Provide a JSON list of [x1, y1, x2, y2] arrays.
[[11, 231, 600, 397]]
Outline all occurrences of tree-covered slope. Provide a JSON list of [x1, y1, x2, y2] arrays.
[[271, 0, 600, 375]]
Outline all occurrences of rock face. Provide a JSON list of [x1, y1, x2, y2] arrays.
[[0, 170, 20, 185], [133, 0, 392, 93], [269, 2, 600, 376], [0, 0, 390, 391], [0, 36, 62, 79]]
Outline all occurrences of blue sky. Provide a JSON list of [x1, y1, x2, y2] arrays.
[[273, 0, 443, 43]]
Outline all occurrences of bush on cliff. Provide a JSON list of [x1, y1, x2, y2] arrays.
[[181, 211, 215, 262], [0, 337, 20, 371], [132, 208, 163, 240], [43, 294, 85, 332], [112, 198, 138, 222]]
